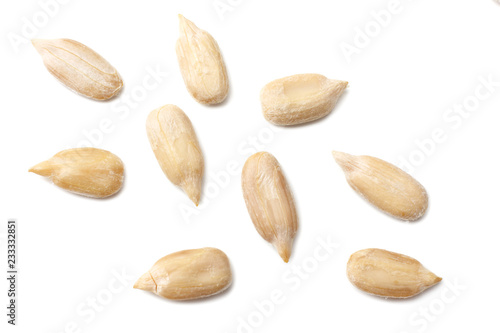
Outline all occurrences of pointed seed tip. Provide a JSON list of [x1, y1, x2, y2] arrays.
[[331, 151, 357, 172], [133, 276, 142, 289], [188, 194, 200, 206], [331, 150, 351, 160], [28, 165, 41, 175], [277, 242, 292, 263], [28, 167, 41, 175], [31, 39, 49, 48], [331, 150, 343, 160], [184, 183, 201, 206], [28, 161, 54, 176], [133, 273, 155, 292], [279, 252, 290, 263], [189, 195, 200, 206]]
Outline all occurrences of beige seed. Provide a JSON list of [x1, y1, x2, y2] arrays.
[[260, 74, 348, 125], [134, 247, 232, 300], [32, 39, 123, 100], [347, 248, 442, 298], [29, 148, 124, 198], [241, 152, 298, 262], [176, 14, 229, 105], [146, 104, 204, 205], [332, 151, 428, 221]]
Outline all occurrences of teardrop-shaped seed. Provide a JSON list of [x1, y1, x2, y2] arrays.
[[146, 104, 204, 205], [32, 39, 123, 100], [241, 152, 298, 262], [332, 151, 428, 221], [134, 247, 232, 300], [261, 73, 348, 125], [176, 15, 229, 105], [347, 248, 442, 298], [29, 148, 124, 198]]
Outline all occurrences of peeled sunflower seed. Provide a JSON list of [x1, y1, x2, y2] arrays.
[[347, 248, 442, 298], [176, 14, 229, 105], [241, 152, 298, 262], [332, 151, 428, 221], [260, 73, 348, 126], [32, 39, 123, 100], [29, 148, 124, 198], [146, 104, 204, 205], [134, 247, 232, 300]]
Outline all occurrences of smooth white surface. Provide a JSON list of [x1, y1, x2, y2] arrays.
[[1, 0, 500, 332]]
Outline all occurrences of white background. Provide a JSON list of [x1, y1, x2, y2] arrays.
[[1, 0, 500, 332]]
